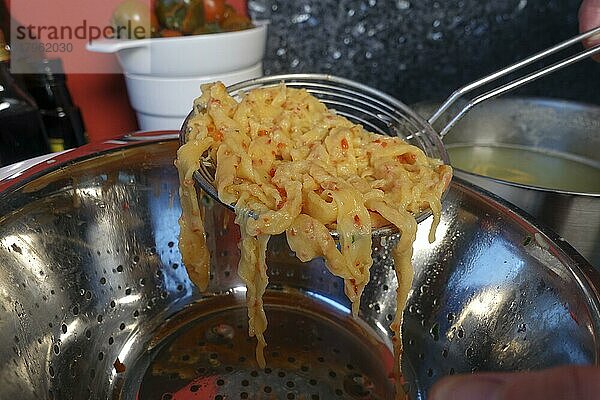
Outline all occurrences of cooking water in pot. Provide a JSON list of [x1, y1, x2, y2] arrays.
[[447, 144, 600, 193]]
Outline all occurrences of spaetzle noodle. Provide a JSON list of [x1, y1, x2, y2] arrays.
[[176, 82, 452, 399]]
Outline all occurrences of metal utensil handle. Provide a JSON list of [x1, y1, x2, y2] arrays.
[[430, 25, 600, 138]]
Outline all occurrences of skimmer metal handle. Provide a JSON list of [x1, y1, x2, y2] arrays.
[[430, 25, 600, 138]]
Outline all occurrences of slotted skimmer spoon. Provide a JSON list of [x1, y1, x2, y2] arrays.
[[181, 25, 600, 226]]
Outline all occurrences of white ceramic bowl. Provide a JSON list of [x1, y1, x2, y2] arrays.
[[126, 62, 263, 131], [125, 62, 263, 116], [87, 21, 268, 77], [134, 113, 188, 131]]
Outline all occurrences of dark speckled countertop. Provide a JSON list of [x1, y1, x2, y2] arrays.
[[249, 0, 600, 107]]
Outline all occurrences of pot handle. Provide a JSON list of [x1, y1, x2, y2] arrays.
[[86, 38, 150, 53], [429, 25, 600, 139]]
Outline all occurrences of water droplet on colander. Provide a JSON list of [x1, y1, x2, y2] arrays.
[[447, 312, 455, 322]]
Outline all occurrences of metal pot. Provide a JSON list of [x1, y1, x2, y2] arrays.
[[0, 133, 598, 400], [415, 97, 600, 267]]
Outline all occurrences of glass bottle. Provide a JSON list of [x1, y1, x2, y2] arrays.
[[24, 59, 88, 152], [0, 31, 50, 167]]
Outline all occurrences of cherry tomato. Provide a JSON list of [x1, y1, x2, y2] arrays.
[[204, 0, 226, 23]]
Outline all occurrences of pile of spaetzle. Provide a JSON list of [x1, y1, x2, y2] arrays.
[[176, 82, 452, 399]]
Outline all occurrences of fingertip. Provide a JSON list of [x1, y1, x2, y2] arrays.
[[579, 0, 600, 48], [429, 375, 505, 400], [429, 376, 456, 400]]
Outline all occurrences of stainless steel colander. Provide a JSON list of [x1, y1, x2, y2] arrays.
[[0, 135, 598, 400]]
